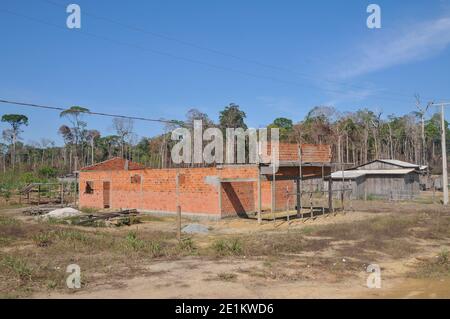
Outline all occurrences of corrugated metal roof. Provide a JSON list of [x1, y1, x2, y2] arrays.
[[378, 159, 419, 168], [331, 171, 366, 179], [332, 169, 416, 179]]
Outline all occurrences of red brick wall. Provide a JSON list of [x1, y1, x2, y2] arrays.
[[79, 164, 324, 218], [221, 182, 255, 217], [80, 166, 261, 217], [80, 168, 221, 216]]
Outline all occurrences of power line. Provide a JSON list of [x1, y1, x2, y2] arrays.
[[0, 98, 187, 126], [0, 7, 420, 104], [43, 0, 450, 103], [40, 0, 438, 102]]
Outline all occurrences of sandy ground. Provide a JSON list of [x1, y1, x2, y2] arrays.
[[2, 197, 450, 299], [34, 257, 450, 299]]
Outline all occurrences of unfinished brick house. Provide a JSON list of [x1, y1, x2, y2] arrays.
[[78, 144, 332, 220]]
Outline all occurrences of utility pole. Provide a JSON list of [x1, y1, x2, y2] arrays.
[[434, 102, 450, 205], [415, 94, 431, 166]]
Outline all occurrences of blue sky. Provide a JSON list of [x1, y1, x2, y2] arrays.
[[1, 0, 450, 146]]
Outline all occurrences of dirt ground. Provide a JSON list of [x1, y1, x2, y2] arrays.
[[1, 194, 450, 299]]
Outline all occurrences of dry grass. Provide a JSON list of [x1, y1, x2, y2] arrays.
[[412, 249, 450, 278], [1, 204, 450, 297], [0, 218, 185, 297]]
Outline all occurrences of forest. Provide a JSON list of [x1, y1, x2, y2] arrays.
[[1, 98, 449, 193]]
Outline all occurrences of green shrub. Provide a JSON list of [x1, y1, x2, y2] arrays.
[[1, 256, 33, 280], [123, 231, 161, 256], [37, 166, 58, 179], [212, 238, 243, 256], [0, 216, 20, 226], [32, 231, 53, 247], [179, 237, 196, 253], [438, 248, 449, 265]]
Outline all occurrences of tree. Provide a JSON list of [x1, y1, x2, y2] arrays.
[[112, 118, 134, 158], [186, 108, 214, 128], [219, 103, 247, 130], [1, 114, 29, 170], [60, 106, 89, 169], [58, 125, 75, 172], [97, 135, 120, 159], [414, 94, 433, 165], [268, 117, 293, 141], [86, 130, 101, 165]]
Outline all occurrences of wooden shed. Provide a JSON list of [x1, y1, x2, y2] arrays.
[[330, 159, 422, 200]]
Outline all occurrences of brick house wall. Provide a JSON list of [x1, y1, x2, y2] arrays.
[[79, 155, 331, 219]]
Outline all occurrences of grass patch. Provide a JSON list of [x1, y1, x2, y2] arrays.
[[216, 272, 237, 281], [122, 231, 162, 256], [139, 215, 167, 222], [1, 255, 33, 280], [212, 238, 243, 256], [413, 249, 450, 278], [32, 231, 53, 247], [0, 215, 20, 226], [79, 207, 100, 214], [178, 237, 196, 254]]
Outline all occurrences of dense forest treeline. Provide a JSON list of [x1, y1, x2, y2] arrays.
[[1, 100, 450, 191]]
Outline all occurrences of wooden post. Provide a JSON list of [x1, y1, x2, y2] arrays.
[[38, 184, 41, 206], [74, 158, 78, 207], [328, 176, 333, 213], [321, 164, 325, 215], [439, 102, 449, 205], [341, 162, 345, 212], [286, 187, 290, 227], [271, 178, 275, 221], [272, 146, 276, 221], [296, 178, 300, 217], [433, 183, 436, 204], [176, 171, 181, 242], [298, 145, 302, 219], [257, 166, 262, 224], [61, 183, 64, 205], [177, 205, 181, 242]]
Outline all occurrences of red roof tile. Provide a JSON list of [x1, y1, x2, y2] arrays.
[[80, 157, 145, 171]]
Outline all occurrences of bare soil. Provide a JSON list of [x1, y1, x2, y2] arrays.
[[1, 195, 450, 299]]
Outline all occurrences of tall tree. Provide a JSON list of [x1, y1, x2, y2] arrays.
[[60, 106, 89, 169], [269, 117, 293, 141], [219, 103, 247, 130], [1, 114, 29, 170], [86, 130, 101, 165], [414, 94, 432, 165], [112, 118, 134, 158]]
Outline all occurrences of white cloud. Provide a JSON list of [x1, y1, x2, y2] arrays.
[[321, 87, 376, 107], [337, 16, 450, 79]]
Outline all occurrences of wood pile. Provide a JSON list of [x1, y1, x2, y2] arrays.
[[72, 209, 140, 227], [22, 205, 65, 216]]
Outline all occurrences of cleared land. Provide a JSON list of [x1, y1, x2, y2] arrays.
[[0, 194, 450, 299]]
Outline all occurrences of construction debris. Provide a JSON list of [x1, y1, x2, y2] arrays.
[[182, 224, 209, 234], [70, 209, 140, 227], [22, 205, 65, 216], [40, 207, 82, 220], [23, 205, 141, 227]]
